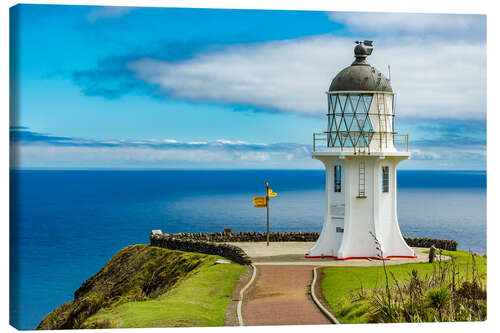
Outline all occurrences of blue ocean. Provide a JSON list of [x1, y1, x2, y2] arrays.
[[9, 170, 486, 330]]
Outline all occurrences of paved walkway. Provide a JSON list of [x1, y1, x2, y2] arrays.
[[227, 242, 444, 266], [242, 265, 331, 326]]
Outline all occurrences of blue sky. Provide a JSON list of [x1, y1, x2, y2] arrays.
[[10, 4, 486, 169]]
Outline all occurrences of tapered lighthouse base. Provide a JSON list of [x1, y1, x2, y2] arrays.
[[306, 153, 416, 261], [305, 218, 416, 260]]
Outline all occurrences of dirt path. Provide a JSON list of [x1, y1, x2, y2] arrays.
[[241, 265, 332, 326]]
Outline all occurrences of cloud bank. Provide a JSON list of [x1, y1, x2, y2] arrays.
[[10, 128, 312, 169], [127, 34, 485, 119], [327, 12, 485, 37], [10, 128, 485, 170]]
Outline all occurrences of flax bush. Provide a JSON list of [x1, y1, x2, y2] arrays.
[[366, 253, 486, 323]]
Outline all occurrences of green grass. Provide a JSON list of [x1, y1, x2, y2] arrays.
[[321, 250, 486, 324], [37, 245, 246, 329], [83, 256, 245, 328]]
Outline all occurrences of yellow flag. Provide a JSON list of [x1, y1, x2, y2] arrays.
[[267, 189, 278, 197]]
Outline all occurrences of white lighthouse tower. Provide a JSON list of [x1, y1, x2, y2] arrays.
[[307, 41, 415, 260]]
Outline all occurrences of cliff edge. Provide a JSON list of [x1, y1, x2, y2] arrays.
[[37, 244, 244, 329]]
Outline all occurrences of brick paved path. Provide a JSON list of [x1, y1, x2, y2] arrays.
[[242, 265, 331, 326]]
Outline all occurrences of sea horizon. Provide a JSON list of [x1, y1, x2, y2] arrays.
[[10, 167, 488, 171]]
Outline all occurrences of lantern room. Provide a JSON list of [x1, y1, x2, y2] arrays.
[[314, 40, 407, 154]]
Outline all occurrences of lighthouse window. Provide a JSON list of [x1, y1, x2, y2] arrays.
[[334, 165, 342, 192], [382, 166, 389, 192]]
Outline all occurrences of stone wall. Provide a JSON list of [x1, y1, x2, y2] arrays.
[[156, 232, 458, 251], [161, 231, 319, 243], [403, 237, 457, 251], [150, 234, 252, 265]]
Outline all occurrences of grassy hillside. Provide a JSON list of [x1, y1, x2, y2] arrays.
[[321, 250, 486, 323], [37, 245, 245, 329]]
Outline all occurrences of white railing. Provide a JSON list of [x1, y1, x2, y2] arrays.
[[312, 132, 408, 153]]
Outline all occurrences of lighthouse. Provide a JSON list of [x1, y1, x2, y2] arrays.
[[307, 41, 415, 260]]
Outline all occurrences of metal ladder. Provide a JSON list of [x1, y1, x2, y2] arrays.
[[357, 160, 366, 198]]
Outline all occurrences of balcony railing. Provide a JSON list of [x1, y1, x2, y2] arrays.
[[312, 133, 328, 152], [393, 134, 409, 152], [312, 132, 408, 153]]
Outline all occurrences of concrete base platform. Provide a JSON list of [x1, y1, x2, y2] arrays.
[[226, 242, 447, 266]]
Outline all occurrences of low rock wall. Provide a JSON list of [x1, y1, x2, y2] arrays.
[[155, 232, 458, 251], [161, 231, 319, 242], [150, 234, 252, 265], [404, 237, 457, 251]]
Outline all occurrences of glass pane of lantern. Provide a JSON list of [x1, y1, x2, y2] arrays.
[[351, 132, 360, 146], [350, 115, 361, 132], [362, 94, 373, 112], [339, 114, 348, 131], [358, 134, 367, 147], [344, 134, 354, 147], [329, 95, 337, 114], [356, 112, 366, 130], [362, 134, 370, 147], [344, 95, 354, 114], [332, 133, 340, 147], [366, 132, 374, 145], [344, 113, 354, 131], [333, 114, 340, 131], [361, 115, 373, 132], [338, 94, 348, 113], [339, 132, 348, 147], [350, 94, 361, 112]]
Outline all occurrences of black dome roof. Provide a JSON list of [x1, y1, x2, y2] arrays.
[[328, 41, 392, 93]]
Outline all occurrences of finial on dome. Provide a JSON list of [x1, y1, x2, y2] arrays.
[[352, 40, 373, 65]]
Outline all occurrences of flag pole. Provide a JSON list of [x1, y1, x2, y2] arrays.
[[266, 181, 269, 246]]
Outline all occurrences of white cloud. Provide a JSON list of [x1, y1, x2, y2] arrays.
[[11, 139, 314, 169], [11, 133, 485, 170], [127, 34, 485, 119], [409, 149, 441, 160], [216, 139, 249, 145], [87, 6, 133, 23], [327, 12, 485, 35], [410, 146, 486, 162], [187, 141, 208, 145]]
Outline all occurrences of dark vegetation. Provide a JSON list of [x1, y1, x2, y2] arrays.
[[321, 234, 486, 324], [366, 251, 486, 322]]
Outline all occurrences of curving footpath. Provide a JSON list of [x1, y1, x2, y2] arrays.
[[240, 265, 332, 326], [231, 243, 431, 326]]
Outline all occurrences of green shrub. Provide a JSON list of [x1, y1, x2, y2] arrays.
[[426, 286, 450, 310], [322, 250, 486, 324]]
